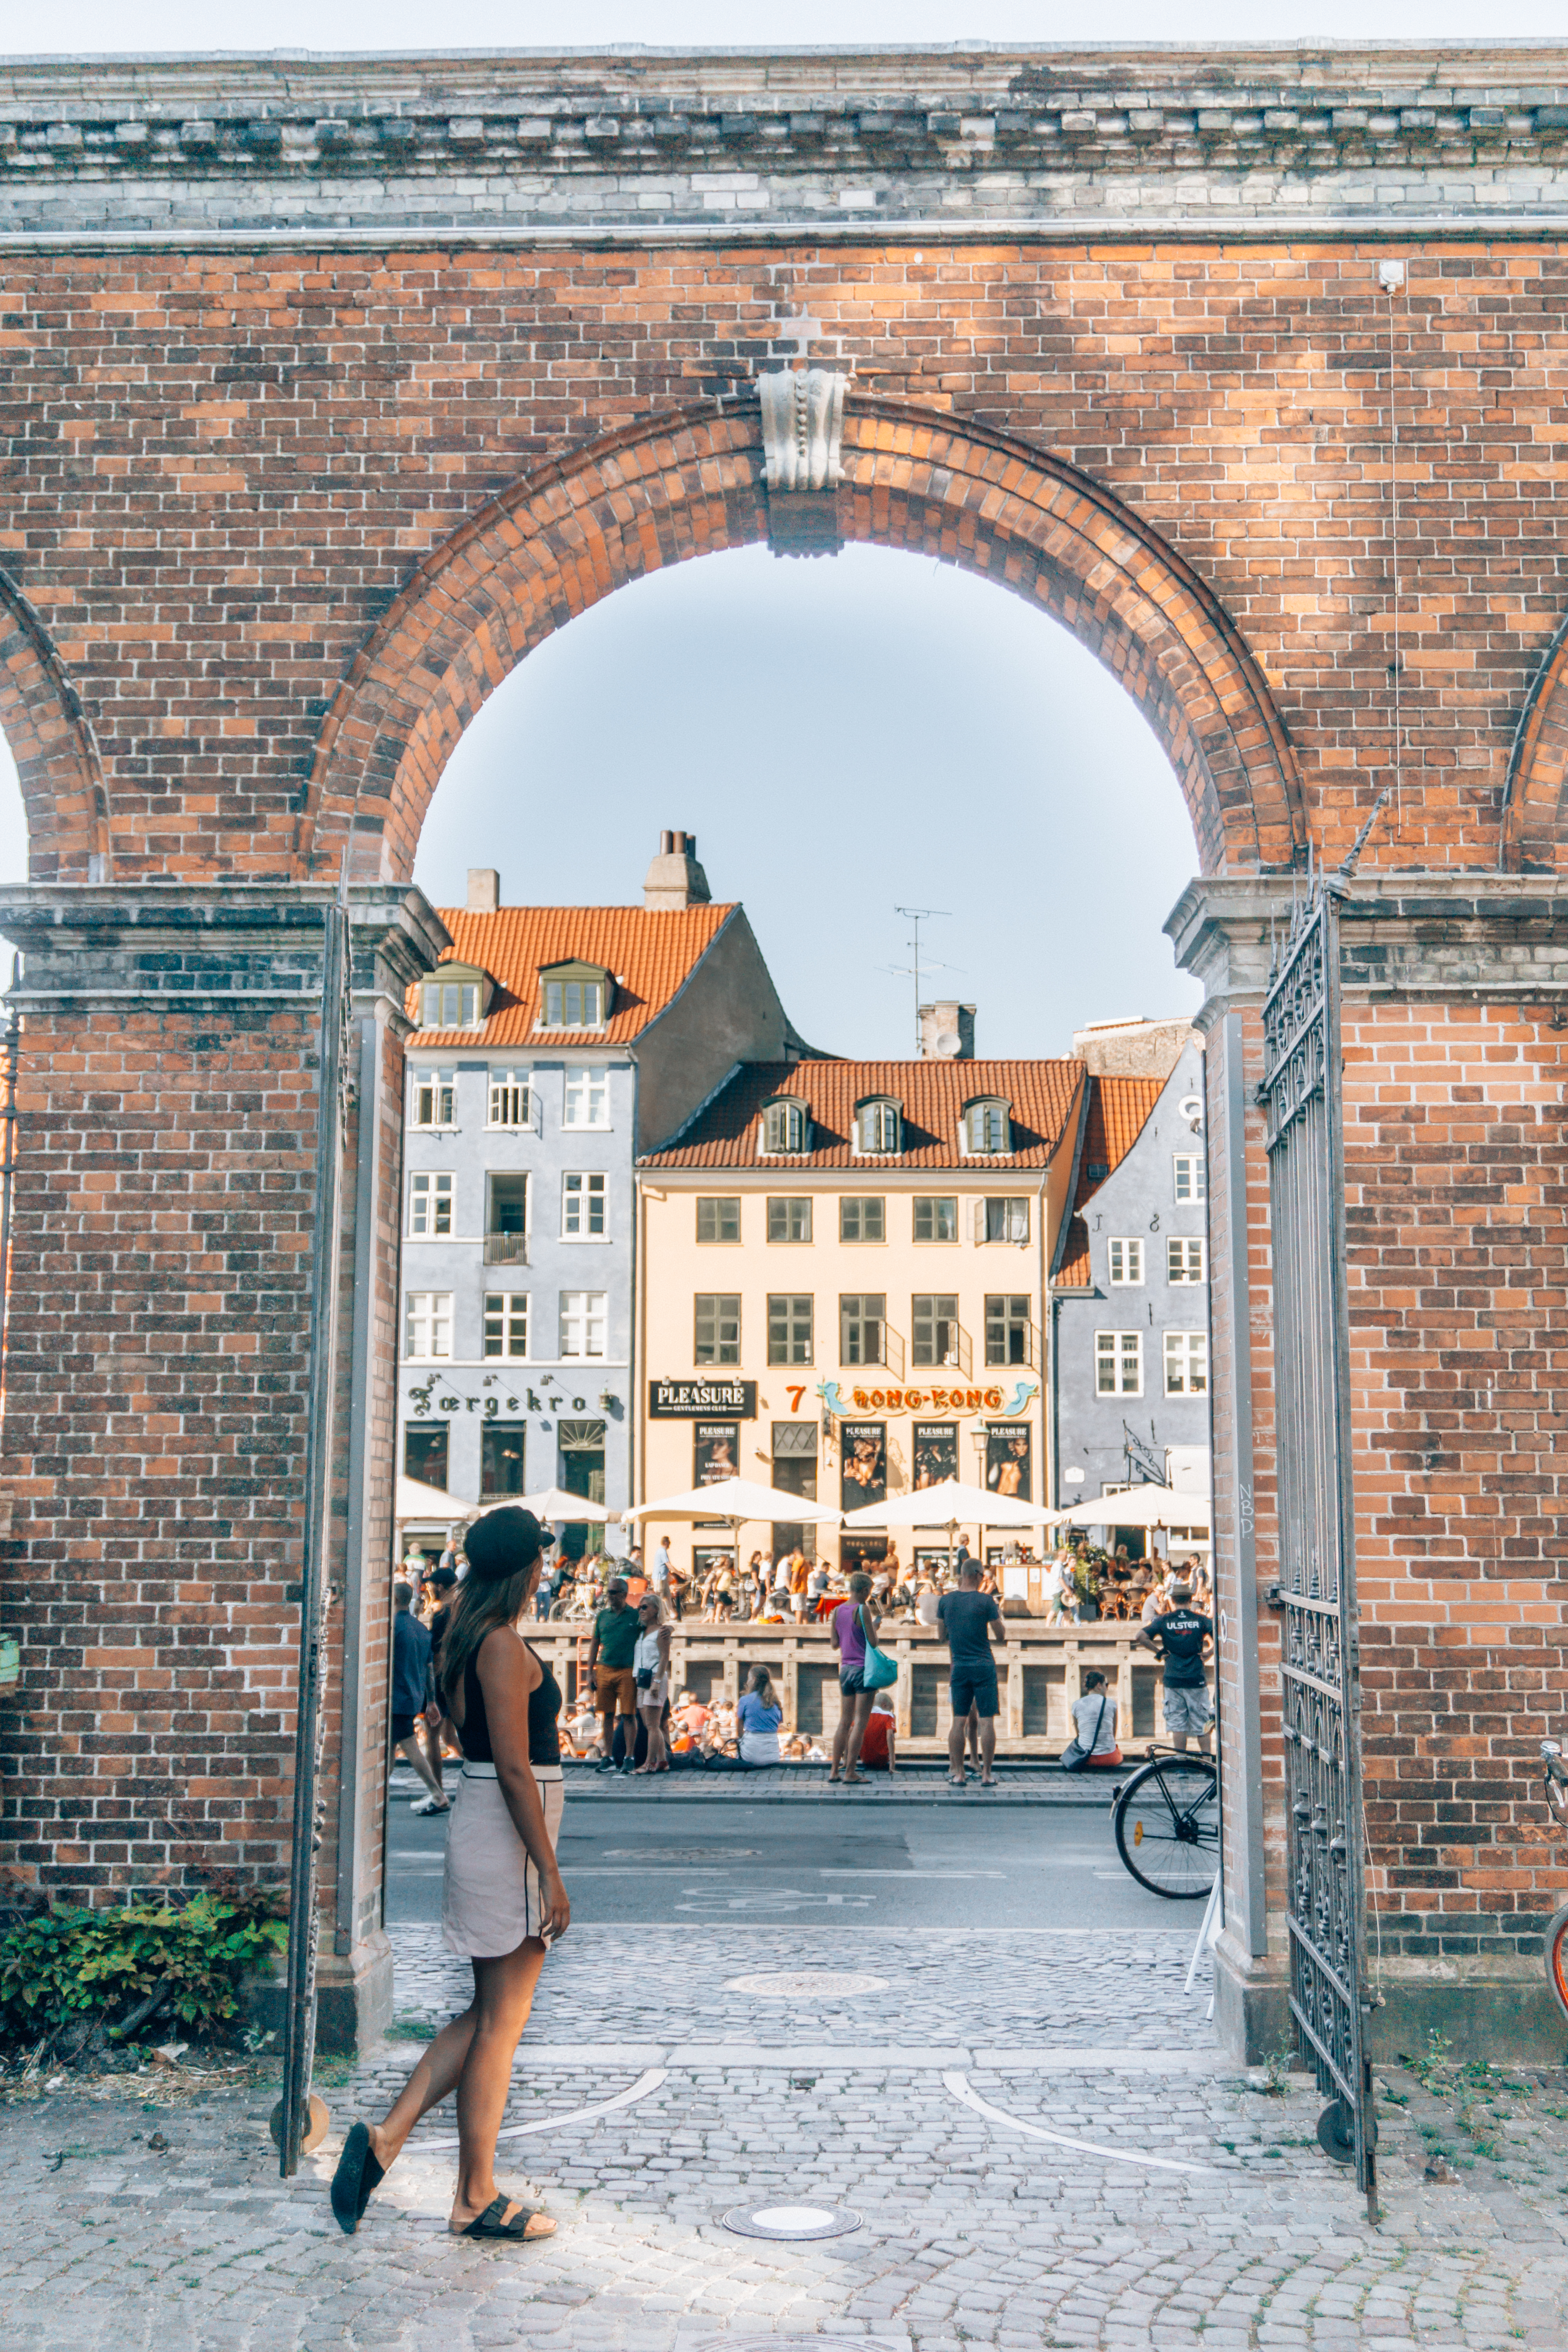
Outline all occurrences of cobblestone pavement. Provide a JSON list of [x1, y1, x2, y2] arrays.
[[5, 1920, 1568, 2351]]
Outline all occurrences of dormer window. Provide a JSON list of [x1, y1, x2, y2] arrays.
[[760, 1098, 809, 1156], [963, 1098, 1012, 1156], [537, 960, 610, 1031], [855, 1098, 902, 1156], [419, 963, 490, 1030]]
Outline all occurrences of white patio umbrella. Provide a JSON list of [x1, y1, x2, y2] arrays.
[[521, 1487, 612, 1525], [394, 1474, 475, 1527], [842, 1475, 1063, 1575], [1059, 1484, 1210, 1531], [623, 1475, 842, 1529]]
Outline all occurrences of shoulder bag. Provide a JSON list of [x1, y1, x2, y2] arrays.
[[859, 1605, 899, 1693]]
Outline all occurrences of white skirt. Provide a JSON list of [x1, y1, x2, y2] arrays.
[[441, 1765, 564, 1959]]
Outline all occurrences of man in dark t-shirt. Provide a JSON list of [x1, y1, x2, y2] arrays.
[[590, 1577, 642, 1773], [936, 1563, 1006, 1786], [1133, 1581, 1214, 1753]]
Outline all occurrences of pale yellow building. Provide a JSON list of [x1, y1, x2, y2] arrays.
[[635, 1036, 1085, 1579]]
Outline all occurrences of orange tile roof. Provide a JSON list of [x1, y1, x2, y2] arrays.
[[643, 1058, 1083, 1169], [1053, 1074, 1165, 1287], [407, 903, 737, 1048]]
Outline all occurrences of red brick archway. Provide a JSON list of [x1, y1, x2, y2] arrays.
[[303, 396, 1305, 886], [0, 567, 111, 885], [1501, 611, 1568, 874]]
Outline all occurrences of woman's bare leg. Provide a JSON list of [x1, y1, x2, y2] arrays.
[[368, 2000, 479, 2169], [450, 1941, 553, 2234], [633, 1703, 666, 1772], [829, 1683, 859, 1778]]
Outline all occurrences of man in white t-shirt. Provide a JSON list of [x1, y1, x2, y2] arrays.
[[653, 1536, 673, 1595]]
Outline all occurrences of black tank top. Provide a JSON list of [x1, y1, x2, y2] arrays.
[[461, 1637, 561, 1767]]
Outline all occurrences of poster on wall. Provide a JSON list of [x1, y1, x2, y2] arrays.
[[912, 1422, 958, 1490], [840, 1421, 887, 1512], [694, 1422, 741, 1487], [985, 1423, 1033, 1503]]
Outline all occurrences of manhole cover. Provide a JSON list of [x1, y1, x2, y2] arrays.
[[724, 1970, 888, 1998], [721, 2202, 862, 2241], [603, 1847, 761, 1862]]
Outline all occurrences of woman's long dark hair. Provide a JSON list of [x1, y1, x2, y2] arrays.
[[437, 1507, 544, 1715]]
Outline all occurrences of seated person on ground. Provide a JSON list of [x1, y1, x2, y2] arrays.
[[1060, 1669, 1123, 1771], [856, 1687, 898, 1773]]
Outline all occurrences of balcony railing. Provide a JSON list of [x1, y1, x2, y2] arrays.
[[483, 1232, 529, 1265]]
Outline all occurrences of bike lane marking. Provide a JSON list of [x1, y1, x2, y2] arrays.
[[942, 2069, 1218, 2173]]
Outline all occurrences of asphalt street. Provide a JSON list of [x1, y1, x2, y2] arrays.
[[384, 1771, 1192, 1930]]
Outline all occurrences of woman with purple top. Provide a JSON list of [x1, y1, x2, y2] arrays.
[[828, 1569, 881, 1786]]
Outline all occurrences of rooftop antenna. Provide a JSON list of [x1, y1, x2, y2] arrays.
[[893, 904, 952, 1053]]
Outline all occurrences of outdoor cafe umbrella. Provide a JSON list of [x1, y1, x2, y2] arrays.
[[394, 1474, 475, 1530], [622, 1475, 842, 1534], [842, 1475, 1062, 1575], [1058, 1484, 1209, 1532], [521, 1487, 612, 1526]]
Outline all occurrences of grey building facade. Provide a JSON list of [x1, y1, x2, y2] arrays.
[[1049, 1031, 1211, 1524]]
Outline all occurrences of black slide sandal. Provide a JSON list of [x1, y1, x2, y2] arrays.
[[459, 2194, 554, 2241], [331, 2122, 377, 2235]]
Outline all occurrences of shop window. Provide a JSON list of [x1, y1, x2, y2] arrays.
[[480, 1422, 527, 1499], [403, 1422, 449, 1490], [559, 1417, 607, 1508], [766, 1196, 812, 1243], [913, 1195, 958, 1243], [840, 1195, 884, 1243], [697, 1196, 741, 1243], [1108, 1238, 1143, 1285], [695, 1292, 741, 1366]]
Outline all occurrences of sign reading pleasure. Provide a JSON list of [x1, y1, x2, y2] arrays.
[[649, 1377, 758, 1420]]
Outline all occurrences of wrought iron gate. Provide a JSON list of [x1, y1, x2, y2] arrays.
[[1260, 881, 1377, 2213]]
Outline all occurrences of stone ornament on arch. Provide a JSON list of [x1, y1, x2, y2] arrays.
[[301, 393, 1307, 885], [759, 366, 848, 492]]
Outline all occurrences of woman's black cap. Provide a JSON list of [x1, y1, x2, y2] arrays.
[[463, 1506, 548, 1583]]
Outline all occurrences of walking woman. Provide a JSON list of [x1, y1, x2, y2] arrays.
[[331, 1506, 570, 2242], [828, 1569, 881, 1786], [631, 1590, 672, 1773]]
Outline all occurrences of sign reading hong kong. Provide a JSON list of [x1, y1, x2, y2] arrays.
[[816, 1377, 1041, 1419], [649, 1377, 758, 1420]]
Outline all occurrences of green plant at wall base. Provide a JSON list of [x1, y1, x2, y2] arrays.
[[0, 1891, 285, 2044]]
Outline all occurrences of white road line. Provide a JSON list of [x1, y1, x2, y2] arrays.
[[943, 2071, 1218, 2174], [412, 2067, 668, 2153]]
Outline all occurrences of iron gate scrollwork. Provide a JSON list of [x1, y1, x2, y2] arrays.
[[1260, 880, 1377, 2213]]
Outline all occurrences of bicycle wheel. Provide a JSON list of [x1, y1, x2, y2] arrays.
[[1113, 1756, 1220, 1898], [1543, 1901, 1568, 2027]]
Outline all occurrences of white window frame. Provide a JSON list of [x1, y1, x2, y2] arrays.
[[563, 1067, 611, 1129], [408, 1171, 454, 1239], [560, 1290, 608, 1360], [1167, 1235, 1207, 1285], [760, 1100, 807, 1156], [420, 981, 481, 1030], [562, 1171, 608, 1240], [1107, 1237, 1144, 1286], [404, 1291, 453, 1361], [1173, 1154, 1207, 1204], [540, 978, 604, 1030], [410, 1067, 456, 1129], [963, 1101, 1011, 1156], [1096, 1329, 1143, 1397], [483, 1292, 530, 1359], [1164, 1330, 1209, 1397], [855, 1100, 901, 1156], [487, 1072, 531, 1130]]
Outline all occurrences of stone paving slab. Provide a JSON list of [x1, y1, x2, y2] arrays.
[[5, 1921, 1568, 2349]]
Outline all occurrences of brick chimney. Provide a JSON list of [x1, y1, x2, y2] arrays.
[[642, 829, 711, 911], [919, 1001, 975, 1060], [466, 868, 500, 913]]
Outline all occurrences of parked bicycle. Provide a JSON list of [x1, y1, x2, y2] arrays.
[[1540, 1741, 1568, 2019], [1111, 1749, 1220, 1898]]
